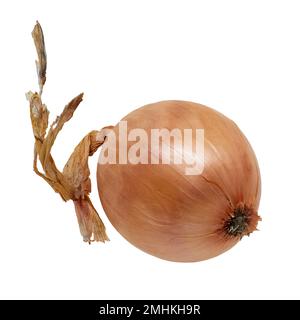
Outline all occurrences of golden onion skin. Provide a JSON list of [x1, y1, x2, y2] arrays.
[[97, 101, 261, 262]]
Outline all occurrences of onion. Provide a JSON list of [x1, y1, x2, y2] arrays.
[[97, 101, 261, 262], [27, 22, 261, 263]]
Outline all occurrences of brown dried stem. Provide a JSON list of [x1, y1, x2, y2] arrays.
[[27, 21, 109, 243]]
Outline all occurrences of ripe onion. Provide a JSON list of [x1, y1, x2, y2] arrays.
[[97, 101, 261, 262], [27, 22, 261, 263]]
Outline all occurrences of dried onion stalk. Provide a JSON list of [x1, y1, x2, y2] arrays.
[[27, 22, 109, 243]]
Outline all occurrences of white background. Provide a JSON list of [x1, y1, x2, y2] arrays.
[[0, 0, 299, 299]]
